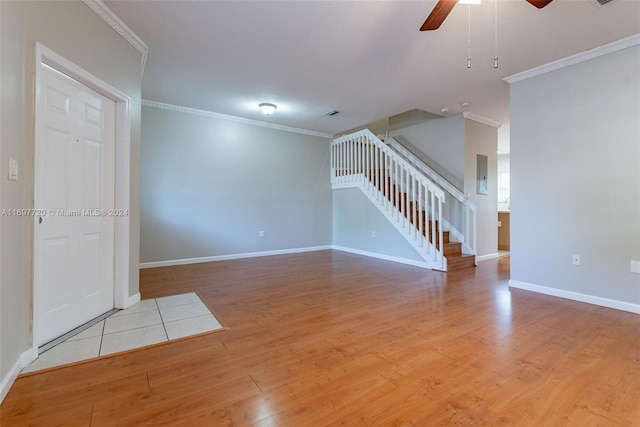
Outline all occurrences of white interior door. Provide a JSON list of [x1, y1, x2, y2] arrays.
[[34, 64, 116, 346]]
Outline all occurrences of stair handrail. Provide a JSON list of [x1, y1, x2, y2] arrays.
[[332, 129, 447, 269], [384, 136, 477, 255], [333, 130, 445, 200], [385, 137, 476, 212], [332, 129, 478, 267]]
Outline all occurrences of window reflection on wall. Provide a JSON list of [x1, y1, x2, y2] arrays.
[[497, 153, 511, 210], [498, 172, 510, 206]]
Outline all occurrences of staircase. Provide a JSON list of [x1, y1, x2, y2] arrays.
[[437, 230, 476, 271], [331, 129, 476, 271]]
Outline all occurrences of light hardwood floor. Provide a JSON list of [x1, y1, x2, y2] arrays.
[[1, 251, 638, 426]]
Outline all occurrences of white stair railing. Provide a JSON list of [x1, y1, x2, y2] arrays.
[[331, 129, 448, 270], [385, 137, 477, 255]]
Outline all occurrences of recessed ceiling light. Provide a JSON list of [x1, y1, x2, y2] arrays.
[[259, 103, 277, 116]]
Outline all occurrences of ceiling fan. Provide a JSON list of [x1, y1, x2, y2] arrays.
[[420, 0, 554, 31]]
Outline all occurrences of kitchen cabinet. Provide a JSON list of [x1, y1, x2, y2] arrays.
[[498, 212, 510, 251]]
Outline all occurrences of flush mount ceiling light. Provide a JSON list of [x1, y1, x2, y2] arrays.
[[259, 103, 277, 116]]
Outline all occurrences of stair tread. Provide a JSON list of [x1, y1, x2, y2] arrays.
[[447, 253, 475, 259]]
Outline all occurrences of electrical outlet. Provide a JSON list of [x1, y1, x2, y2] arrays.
[[371, 231, 376, 238], [572, 254, 581, 266]]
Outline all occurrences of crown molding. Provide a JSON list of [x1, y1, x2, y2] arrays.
[[504, 33, 640, 84], [82, 0, 149, 77], [462, 112, 501, 128], [142, 100, 333, 139]]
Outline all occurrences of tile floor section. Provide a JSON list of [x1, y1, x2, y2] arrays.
[[22, 292, 223, 373]]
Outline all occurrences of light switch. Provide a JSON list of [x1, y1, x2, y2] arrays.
[[8, 158, 18, 181]]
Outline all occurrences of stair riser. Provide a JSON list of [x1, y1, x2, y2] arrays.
[[447, 255, 476, 271], [443, 244, 462, 257]]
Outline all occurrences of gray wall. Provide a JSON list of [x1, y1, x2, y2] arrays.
[[386, 114, 498, 258], [390, 114, 466, 184], [510, 44, 640, 305], [332, 188, 425, 263], [140, 106, 332, 263], [464, 119, 498, 258], [0, 1, 142, 388]]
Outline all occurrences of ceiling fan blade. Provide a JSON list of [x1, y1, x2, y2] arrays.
[[420, 0, 459, 31], [525, 0, 554, 9]]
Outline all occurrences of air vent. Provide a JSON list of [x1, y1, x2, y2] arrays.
[[324, 110, 339, 116], [593, 0, 613, 7]]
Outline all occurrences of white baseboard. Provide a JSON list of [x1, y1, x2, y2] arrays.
[[477, 253, 499, 262], [139, 246, 332, 269], [332, 246, 432, 270], [115, 292, 140, 310], [509, 280, 640, 314], [127, 293, 141, 307], [141, 245, 438, 271], [0, 348, 37, 404]]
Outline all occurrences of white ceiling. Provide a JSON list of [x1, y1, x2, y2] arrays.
[[106, 0, 640, 138]]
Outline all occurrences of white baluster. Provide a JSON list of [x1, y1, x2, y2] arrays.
[[438, 197, 444, 265], [431, 191, 436, 261], [341, 140, 344, 182], [401, 168, 406, 228], [393, 160, 397, 219], [412, 175, 417, 240], [357, 136, 362, 181], [335, 142, 339, 182], [347, 138, 352, 183], [375, 143, 380, 201], [417, 181, 422, 246], [368, 138, 372, 193], [471, 210, 478, 254]]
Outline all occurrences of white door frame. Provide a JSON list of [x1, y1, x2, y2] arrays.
[[32, 43, 131, 351]]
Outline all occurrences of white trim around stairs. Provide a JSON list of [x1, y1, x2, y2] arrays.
[[1, 348, 37, 404], [509, 280, 640, 314], [140, 246, 333, 269]]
